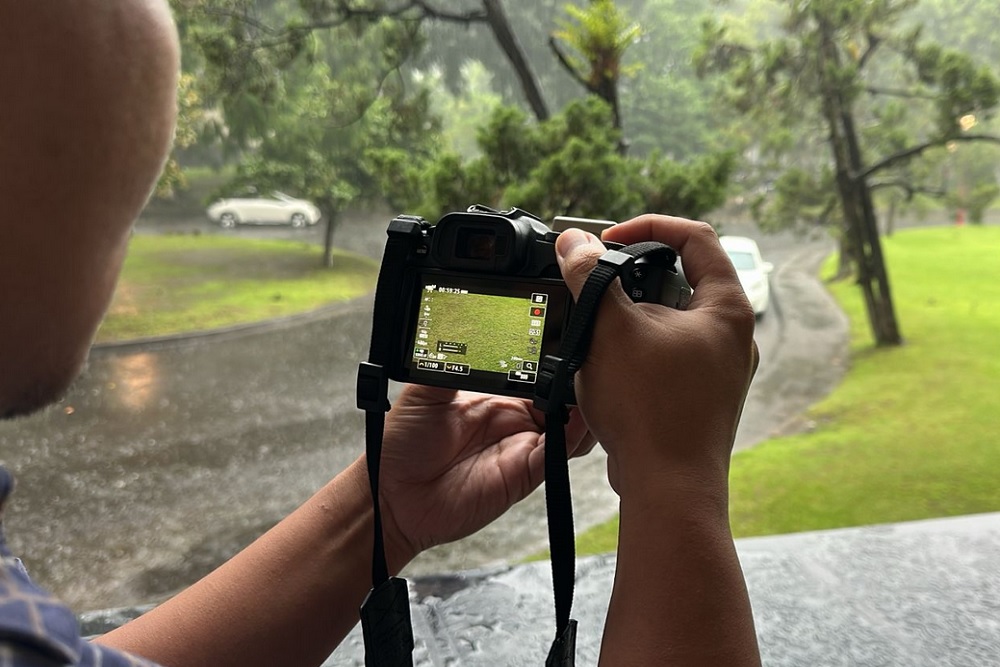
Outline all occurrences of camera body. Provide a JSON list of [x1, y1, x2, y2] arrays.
[[377, 206, 691, 399]]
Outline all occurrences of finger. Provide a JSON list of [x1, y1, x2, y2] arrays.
[[554, 228, 638, 339], [554, 227, 607, 301], [602, 214, 745, 310]]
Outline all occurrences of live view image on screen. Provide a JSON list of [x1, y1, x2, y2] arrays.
[[410, 281, 550, 385]]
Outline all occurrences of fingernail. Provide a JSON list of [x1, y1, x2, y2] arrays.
[[556, 228, 593, 258]]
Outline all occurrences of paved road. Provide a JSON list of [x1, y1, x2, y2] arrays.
[[0, 211, 847, 612]]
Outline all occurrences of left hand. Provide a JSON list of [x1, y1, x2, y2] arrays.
[[376, 384, 594, 569]]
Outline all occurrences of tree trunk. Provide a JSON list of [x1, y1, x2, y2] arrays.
[[322, 207, 338, 268], [482, 0, 550, 122], [885, 195, 897, 237], [840, 101, 902, 346], [548, 37, 625, 151], [835, 233, 854, 281], [818, 21, 902, 347], [596, 77, 626, 155]]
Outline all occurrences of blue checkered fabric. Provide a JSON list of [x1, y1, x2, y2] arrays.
[[0, 466, 161, 666]]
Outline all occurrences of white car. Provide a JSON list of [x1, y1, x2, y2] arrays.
[[206, 191, 322, 228], [720, 235, 774, 316]]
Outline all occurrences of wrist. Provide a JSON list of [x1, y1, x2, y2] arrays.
[[611, 452, 732, 511], [344, 456, 418, 575], [621, 478, 730, 530], [604, 472, 759, 667]]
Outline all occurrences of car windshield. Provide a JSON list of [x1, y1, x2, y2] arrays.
[[272, 191, 295, 202], [727, 251, 757, 271]]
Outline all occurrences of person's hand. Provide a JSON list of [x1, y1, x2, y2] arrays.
[[554, 215, 758, 501], [376, 385, 594, 569]]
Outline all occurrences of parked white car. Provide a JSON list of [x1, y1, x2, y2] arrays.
[[720, 235, 774, 316], [207, 191, 322, 228]]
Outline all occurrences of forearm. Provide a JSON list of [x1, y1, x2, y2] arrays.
[[600, 473, 760, 666], [97, 457, 399, 667]]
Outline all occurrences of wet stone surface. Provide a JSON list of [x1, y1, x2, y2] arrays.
[[297, 513, 1000, 666], [78, 513, 1000, 665]]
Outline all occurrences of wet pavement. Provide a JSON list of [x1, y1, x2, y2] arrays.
[[0, 210, 847, 613]]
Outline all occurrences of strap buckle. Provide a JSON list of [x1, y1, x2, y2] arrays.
[[357, 362, 391, 413], [545, 620, 578, 667], [597, 248, 635, 273], [386, 215, 426, 238], [533, 355, 571, 422]]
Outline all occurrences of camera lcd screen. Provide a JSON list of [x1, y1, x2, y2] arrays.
[[402, 273, 568, 396]]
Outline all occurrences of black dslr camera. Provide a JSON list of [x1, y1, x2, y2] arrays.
[[376, 205, 692, 400]]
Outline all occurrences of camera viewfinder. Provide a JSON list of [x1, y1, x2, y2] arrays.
[[456, 228, 500, 260]]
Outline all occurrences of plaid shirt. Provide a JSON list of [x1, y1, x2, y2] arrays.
[[0, 466, 161, 667]]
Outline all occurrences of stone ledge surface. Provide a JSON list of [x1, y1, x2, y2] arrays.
[[325, 512, 1000, 666], [81, 512, 1000, 666]]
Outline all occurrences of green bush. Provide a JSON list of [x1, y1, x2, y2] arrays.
[[381, 97, 734, 224]]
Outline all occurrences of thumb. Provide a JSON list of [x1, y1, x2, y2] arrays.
[[554, 228, 607, 300]]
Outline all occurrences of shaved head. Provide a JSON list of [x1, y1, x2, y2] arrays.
[[0, 1, 180, 418]]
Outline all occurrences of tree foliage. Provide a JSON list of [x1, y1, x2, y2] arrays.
[[169, 0, 737, 239], [378, 97, 733, 224], [549, 0, 642, 137], [171, 0, 443, 266], [700, 0, 1000, 346], [156, 73, 206, 197]]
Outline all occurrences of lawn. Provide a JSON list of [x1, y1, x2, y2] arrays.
[[96, 234, 379, 343], [574, 225, 1000, 555]]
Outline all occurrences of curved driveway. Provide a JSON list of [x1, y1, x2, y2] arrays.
[[0, 213, 847, 612]]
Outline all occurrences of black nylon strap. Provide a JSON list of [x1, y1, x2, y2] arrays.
[[364, 408, 390, 585], [541, 359, 574, 643], [360, 219, 421, 586], [561, 263, 618, 374], [537, 241, 675, 666], [558, 242, 671, 379], [358, 216, 424, 667]]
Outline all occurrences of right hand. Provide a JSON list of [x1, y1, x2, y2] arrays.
[[554, 215, 759, 501], [376, 385, 594, 570]]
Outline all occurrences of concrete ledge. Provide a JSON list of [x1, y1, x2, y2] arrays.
[[323, 513, 1000, 666], [83, 513, 1000, 665], [737, 512, 1000, 667]]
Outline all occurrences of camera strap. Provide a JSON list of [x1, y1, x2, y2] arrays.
[[533, 240, 675, 667]]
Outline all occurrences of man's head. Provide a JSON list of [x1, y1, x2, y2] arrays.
[[0, 1, 180, 418]]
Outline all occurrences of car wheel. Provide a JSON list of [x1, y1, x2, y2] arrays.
[[755, 291, 770, 319], [219, 212, 238, 229], [290, 213, 307, 228]]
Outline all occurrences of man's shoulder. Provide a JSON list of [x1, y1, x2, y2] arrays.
[[1, 556, 161, 667]]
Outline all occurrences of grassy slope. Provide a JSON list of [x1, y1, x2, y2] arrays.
[[575, 225, 1000, 555], [97, 235, 378, 342]]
